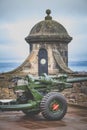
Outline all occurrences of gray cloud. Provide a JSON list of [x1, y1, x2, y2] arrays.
[[0, 0, 87, 62], [0, 30, 12, 44], [0, 0, 87, 22]]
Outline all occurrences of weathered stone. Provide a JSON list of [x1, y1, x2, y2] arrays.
[[0, 9, 87, 108]]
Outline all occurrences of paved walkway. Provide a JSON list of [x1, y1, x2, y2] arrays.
[[0, 106, 87, 130]]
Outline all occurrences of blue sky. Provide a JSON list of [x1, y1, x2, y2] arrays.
[[0, 0, 87, 63]]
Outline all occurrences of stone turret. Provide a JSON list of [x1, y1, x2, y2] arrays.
[[0, 9, 73, 92], [25, 9, 72, 75]]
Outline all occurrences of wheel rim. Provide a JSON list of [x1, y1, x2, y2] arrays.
[[50, 100, 63, 113], [52, 103, 59, 111]]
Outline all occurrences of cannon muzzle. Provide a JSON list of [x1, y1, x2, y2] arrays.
[[67, 77, 87, 83]]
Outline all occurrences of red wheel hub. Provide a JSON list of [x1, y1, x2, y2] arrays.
[[52, 103, 59, 111]]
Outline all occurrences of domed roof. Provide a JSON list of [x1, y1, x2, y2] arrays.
[[30, 20, 68, 35], [25, 9, 72, 43]]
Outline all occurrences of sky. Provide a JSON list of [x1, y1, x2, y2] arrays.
[[0, 0, 87, 63]]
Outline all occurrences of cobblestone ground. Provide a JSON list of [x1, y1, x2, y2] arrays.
[[0, 106, 87, 130]]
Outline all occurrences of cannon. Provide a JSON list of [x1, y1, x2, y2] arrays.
[[0, 73, 87, 120]]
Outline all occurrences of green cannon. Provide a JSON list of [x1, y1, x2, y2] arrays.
[[0, 73, 87, 120]]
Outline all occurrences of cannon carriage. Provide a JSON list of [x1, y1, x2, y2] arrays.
[[0, 73, 87, 120]]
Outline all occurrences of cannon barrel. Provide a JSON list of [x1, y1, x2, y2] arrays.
[[66, 77, 87, 83]]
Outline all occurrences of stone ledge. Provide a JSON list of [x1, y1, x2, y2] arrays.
[[68, 102, 87, 109]]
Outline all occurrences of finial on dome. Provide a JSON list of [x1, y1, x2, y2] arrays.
[[46, 9, 51, 15], [45, 9, 52, 20]]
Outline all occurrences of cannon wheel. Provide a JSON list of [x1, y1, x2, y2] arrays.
[[40, 92, 67, 120], [22, 110, 40, 117]]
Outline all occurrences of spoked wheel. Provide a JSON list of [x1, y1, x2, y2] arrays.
[[40, 92, 67, 120]]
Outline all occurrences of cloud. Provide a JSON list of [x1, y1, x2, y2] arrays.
[[69, 34, 87, 61], [55, 16, 87, 34], [55, 16, 87, 61], [0, 0, 87, 62], [0, 42, 29, 62], [0, 20, 32, 61], [59, 0, 87, 15], [0, 0, 87, 22], [0, 18, 35, 45]]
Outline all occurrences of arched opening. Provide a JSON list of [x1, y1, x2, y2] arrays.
[[38, 48, 48, 76]]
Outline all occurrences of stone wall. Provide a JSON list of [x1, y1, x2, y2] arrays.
[[62, 81, 87, 107]]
